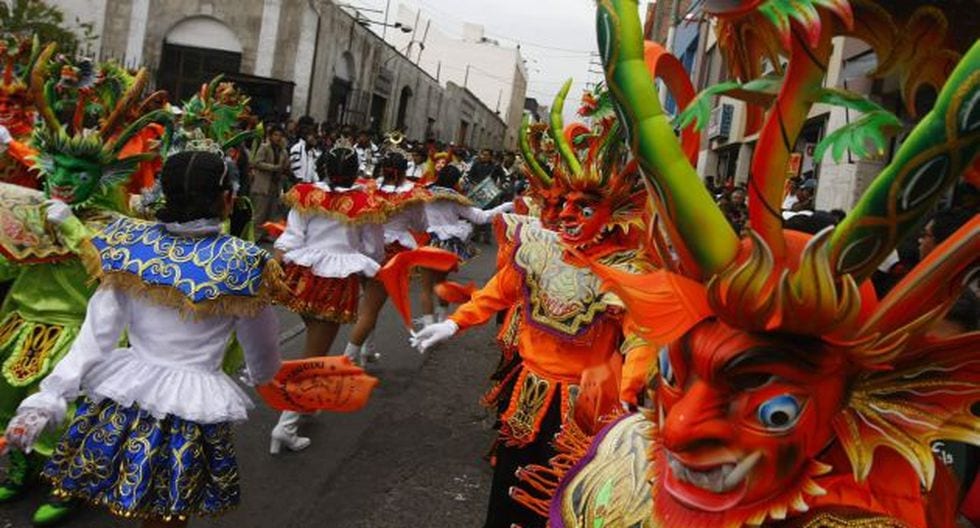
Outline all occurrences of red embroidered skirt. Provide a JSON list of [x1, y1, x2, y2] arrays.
[[282, 263, 359, 322]]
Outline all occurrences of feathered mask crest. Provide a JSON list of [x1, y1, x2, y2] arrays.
[[0, 33, 39, 97]]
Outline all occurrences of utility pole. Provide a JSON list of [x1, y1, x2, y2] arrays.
[[406, 8, 421, 57], [436, 60, 441, 82], [464, 64, 470, 88], [416, 19, 431, 64], [382, 0, 392, 40]]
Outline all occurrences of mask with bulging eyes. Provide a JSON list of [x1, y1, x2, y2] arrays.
[[44, 153, 103, 205], [557, 190, 613, 248], [653, 320, 848, 520]]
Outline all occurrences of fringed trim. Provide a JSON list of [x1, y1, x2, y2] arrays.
[[427, 190, 474, 207], [280, 297, 358, 323], [78, 237, 102, 280], [287, 202, 390, 225], [100, 260, 285, 320], [46, 484, 235, 522], [510, 408, 627, 519], [282, 191, 389, 225]]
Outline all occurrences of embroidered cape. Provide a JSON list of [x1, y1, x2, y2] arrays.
[[92, 217, 284, 318], [282, 183, 387, 225]]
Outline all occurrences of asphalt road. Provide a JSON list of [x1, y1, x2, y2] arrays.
[[0, 244, 501, 527]]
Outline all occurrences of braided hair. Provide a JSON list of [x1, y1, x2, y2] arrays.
[[317, 146, 359, 188], [156, 151, 232, 223]]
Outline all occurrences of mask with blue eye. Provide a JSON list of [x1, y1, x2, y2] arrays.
[[757, 394, 802, 431]]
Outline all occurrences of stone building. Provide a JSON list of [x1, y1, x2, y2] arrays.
[[51, 0, 507, 149], [386, 4, 528, 149]]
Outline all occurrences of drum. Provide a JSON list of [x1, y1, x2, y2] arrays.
[[465, 177, 503, 208]]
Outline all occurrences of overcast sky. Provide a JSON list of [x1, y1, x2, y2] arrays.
[[354, 0, 612, 121]]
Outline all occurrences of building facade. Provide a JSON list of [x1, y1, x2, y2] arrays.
[[50, 0, 507, 149], [386, 3, 527, 149], [643, 1, 966, 211]]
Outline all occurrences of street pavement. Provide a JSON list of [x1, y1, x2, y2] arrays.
[[0, 244, 502, 527]]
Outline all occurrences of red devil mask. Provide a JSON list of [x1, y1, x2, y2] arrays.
[[653, 319, 850, 525]]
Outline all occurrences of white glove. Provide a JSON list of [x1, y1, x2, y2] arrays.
[[491, 201, 515, 216], [0, 125, 11, 145], [44, 199, 73, 226], [410, 320, 458, 353], [5, 409, 50, 454]]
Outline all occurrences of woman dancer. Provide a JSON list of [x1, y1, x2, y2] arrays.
[[344, 145, 428, 365], [419, 164, 512, 325], [271, 144, 385, 452], [4, 151, 283, 527]]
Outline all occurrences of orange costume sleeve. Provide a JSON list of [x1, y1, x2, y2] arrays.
[[448, 262, 522, 331], [5, 139, 36, 167], [119, 124, 164, 194]]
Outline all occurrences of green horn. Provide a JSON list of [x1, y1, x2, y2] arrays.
[[550, 79, 582, 176], [596, 0, 737, 278]]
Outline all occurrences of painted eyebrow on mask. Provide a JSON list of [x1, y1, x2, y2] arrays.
[[720, 346, 820, 376]]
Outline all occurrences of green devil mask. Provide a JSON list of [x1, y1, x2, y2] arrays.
[[27, 44, 169, 210]]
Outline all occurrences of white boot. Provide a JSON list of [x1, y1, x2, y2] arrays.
[[344, 342, 364, 367], [270, 411, 311, 454], [362, 333, 380, 363]]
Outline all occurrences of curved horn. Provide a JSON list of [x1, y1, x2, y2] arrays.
[[829, 40, 980, 283], [643, 41, 699, 166], [28, 43, 60, 134], [100, 67, 148, 138], [550, 79, 582, 175], [596, 0, 737, 279], [518, 113, 552, 187]]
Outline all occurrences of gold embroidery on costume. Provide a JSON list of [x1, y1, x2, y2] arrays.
[[559, 413, 654, 528], [514, 226, 642, 335], [0, 312, 76, 386], [501, 370, 556, 445], [797, 512, 909, 527]]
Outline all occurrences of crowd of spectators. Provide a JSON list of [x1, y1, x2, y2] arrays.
[[704, 174, 976, 331], [238, 115, 526, 242]]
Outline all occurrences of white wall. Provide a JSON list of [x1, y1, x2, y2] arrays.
[[49, 0, 107, 57], [387, 3, 526, 147]]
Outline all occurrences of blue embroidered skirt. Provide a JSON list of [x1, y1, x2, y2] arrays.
[[429, 235, 478, 264], [42, 397, 239, 521]]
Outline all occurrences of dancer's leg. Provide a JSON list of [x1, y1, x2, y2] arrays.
[[301, 318, 340, 358]]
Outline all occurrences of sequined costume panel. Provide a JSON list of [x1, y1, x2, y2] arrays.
[[43, 397, 239, 521], [92, 217, 272, 305], [553, 413, 654, 528]]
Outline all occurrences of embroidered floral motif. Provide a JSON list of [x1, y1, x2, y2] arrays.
[[91, 217, 280, 317], [44, 397, 240, 521]]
